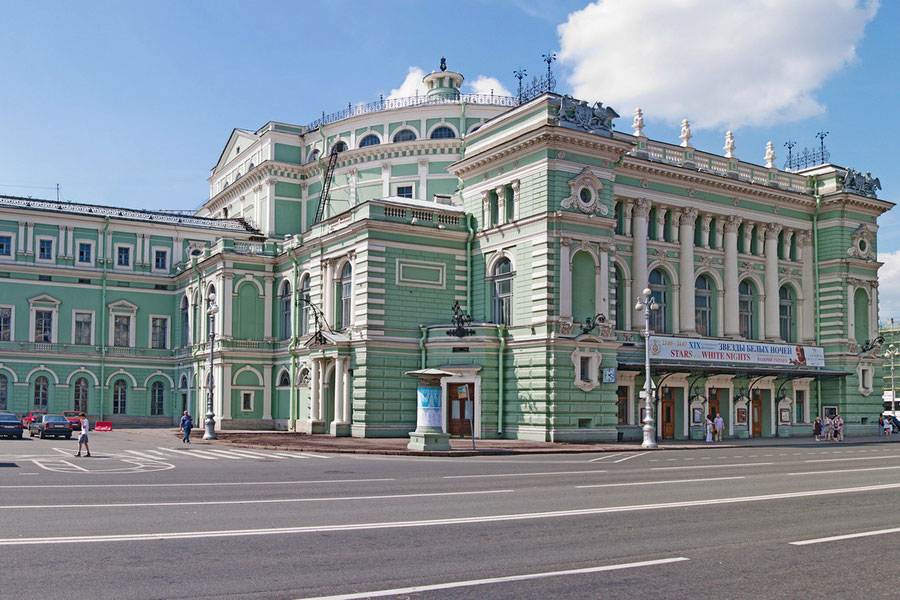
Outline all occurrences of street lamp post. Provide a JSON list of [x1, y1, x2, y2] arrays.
[[635, 287, 660, 449], [204, 290, 219, 440], [884, 344, 900, 415]]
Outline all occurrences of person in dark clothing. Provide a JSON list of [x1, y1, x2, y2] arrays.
[[180, 411, 193, 444]]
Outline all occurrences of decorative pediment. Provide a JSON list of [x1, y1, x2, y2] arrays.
[[561, 167, 609, 216], [108, 299, 139, 312], [28, 294, 61, 306], [302, 330, 351, 349], [213, 129, 259, 173]]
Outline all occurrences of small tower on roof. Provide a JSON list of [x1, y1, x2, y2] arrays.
[[423, 57, 464, 99]]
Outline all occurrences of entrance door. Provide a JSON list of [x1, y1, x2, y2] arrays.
[[708, 389, 721, 421], [448, 383, 473, 437], [750, 391, 762, 437], [661, 387, 675, 439]]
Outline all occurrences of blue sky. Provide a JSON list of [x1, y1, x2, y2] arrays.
[[1, 0, 897, 310]]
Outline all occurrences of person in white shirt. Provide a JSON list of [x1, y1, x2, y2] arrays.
[[714, 413, 724, 442], [75, 412, 91, 457]]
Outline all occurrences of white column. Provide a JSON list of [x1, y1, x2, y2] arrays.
[[656, 207, 667, 241], [26, 222, 34, 254], [17, 222, 25, 254], [631, 199, 651, 328], [333, 357, 344, 423], [670, 209, 680, 244], [714, 219, 723, 251], [301, 183, 308, 230], [66, 226, 74, 258], [783, 230, 794, 261], [764, 223, 782, 340], [318, 359, 328, 422], [349, 168, 358, 206], [310, 358, 320, 421], [496, 185, 506, 225], [343, 361, 351, 425], [57, 227, 66, 258], [381, 163, 391, 197], [511, 180, 520, 221], [262, 365, 272, 420], [728, 391, 734, 437], [265, 178, 276, 235], [724, 215, 741, 337], [624, 201, 633, 236], [324, 259, 335, 327], [263, 275, 274, 340], [799, 232, 814, 342], [742, 222, 753, 255], [559, 238, 572, 320], [142, 234, 150, 265], [350, 251, 361, 327], [679, 207, 698, 334], [173, 231, 183, 266], [222, 274, 234, 338], [220, 363, 232, 422], [105, 227, 112, 262], [700, 214, 711, 249], [598, 244, 610, 318], [418, 159, 428, 201]]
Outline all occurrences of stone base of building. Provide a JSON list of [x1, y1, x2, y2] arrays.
[[221, 418, 275, 431], [351, 424, 414, 438], [329, 421, 351, 437], [407, 430, 451, 451], [300, 419, 325, 434]]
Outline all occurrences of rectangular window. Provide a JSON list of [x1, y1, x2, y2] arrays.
[[580, 356, 591, 382], [38, 239, 53, 260], [396, 185, 413, 199], [0, 307, 10, 341], [154, 250, 167, 270], [34, 310, 52, 342], [114, 315, 130, 347], [0, 236, 10, 256], [151, 317, 168, 349], [616, 386, 629, 425], [117, 246, 130, 267], [242, 392, 253, 411], [795, 390, 805, 423], [78, 243, 92, 263], [74, 312, 92, 345]]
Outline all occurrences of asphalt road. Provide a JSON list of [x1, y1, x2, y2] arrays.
[[2, 429, 900, 599]]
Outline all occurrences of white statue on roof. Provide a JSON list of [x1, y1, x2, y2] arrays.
[[679, 119, 692, 148], [764, 141, 776, 169], [632, 108, 645, 137], [724, 131, 736, 159]]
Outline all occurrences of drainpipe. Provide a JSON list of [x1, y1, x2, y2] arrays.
[[813, 177, 823, 414], [419, 325, 428, 369], [290, 253, 301, 430], [497, 325, 506, 435], [465, 213, 474, 313], [191, 258, 202, 422], [98, 217, 110, 421]]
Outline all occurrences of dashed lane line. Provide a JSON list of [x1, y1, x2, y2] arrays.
[[791, 526, 900, 546], [577, 476, 744, 489], [651, 462, 773, 471], [445, 470, 607, 479], [0, 478, 395, 489]]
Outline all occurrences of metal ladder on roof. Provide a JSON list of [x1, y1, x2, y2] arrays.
[[313, 149, 340, 224]]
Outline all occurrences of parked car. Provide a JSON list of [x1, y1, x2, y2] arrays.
[[887, 414, 900, 433], [62, 411, 82, 430], [29, 414, 72, 439], [21, 410, 47, 427], [0, 412, 24, 439]]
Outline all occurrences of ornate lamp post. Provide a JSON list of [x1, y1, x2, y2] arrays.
[[635, 288, 660, 448], [884, 343, 900, 414], [203, 290, 219, 440]]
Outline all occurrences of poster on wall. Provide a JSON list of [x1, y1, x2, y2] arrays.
[[648, 336, 825, 367], [416, 387, 443, 428]]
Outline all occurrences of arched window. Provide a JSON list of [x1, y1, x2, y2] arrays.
[[279, 281, 292, 340], [191, 291, 199, 344], [113, 379, 127, 415], [338, 262, 353, 329], [307, 149, 320, 163], [648, 269, 668, 333], [695, 275, 712, 337], [34, 376, 49, 410], [150, 381, 164, 416], [299, 275, 311, 336], [739, 280, 755, 339], [359, 134, 380, 148], [278, 371, 290, 387], [430, 126, 456, 139], [392, 129, 416, 143], [491, 258, 514, 325], [331, 141, 348, 154], [74, 377, 88, 413], [779, 286, 795, 342], [179, 375, 188, 390], [614, 265, 626, 330], [180, 296, 189, 347], [0, 373, 7, 411]]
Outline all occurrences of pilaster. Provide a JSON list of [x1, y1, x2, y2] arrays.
[[678, 207, 698, 334], [764, 223, 782, 340]]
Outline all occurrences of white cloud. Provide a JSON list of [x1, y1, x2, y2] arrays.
[[878, 251, 900, 322], [465, 75, 513, 98], [386, 67, 428, 99], [557, 0, 879, 129]]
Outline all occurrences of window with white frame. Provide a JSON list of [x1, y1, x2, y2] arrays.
[[154, 249, 168, 270], [277, 371, 290, 387], [150, 381, 165, 416], [241, 391, 253, 411], [739, 280, 755, 339], [279, 281, 292, 340], [77, 242, 93, 264], [33, 376, 49, 410], [114, 315, 131, 347], [0, 235, 12, 256], [649, 269, 668, 334], [359, 134, 380, 148], [151, 316, 169, 349], [572, 349, 601, 392], [392, 129, 416, 143], [0, 306, 12, 341], [491, 258, 513, 325], [396, 185, 413, 199], [116, 245, 131, 267], [73, 312, 93, 345], [73, 377, 88, 413], [34, 310, 53, 343], [337, 263, 352, 329], [299, 275, 310, 336], [180, 297, 190, 347], [113, 379, 127, 414], [779, 286, 795, 342], [0, 373, 8, 410], [695, 275, 712, 337], [37, 238, 54, 261]]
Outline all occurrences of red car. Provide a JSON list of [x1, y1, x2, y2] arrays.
[[21, 411, 47, 427], [62, 411, 82, 430]]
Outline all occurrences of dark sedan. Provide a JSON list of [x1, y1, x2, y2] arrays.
[[29, 414, 73, 439], [0, 413, 24, 439]]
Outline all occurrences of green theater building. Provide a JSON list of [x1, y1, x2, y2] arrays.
[[0, 62, 891, 440]]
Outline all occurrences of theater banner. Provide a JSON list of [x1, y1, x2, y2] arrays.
[[648, 336, 825, 367]]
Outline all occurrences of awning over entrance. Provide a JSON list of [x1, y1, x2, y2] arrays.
[[617, 359, 850, 380]]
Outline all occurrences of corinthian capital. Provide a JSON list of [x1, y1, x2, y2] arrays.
[[633, 198, 652, 218], [764, 222, 783, 239], [723, 214, 743, 233], [679, 206, 698, 225]]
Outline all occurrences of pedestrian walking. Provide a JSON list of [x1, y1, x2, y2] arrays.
[[833, 414, 844, 442], [180, 410, 193, 444], [823, 415, 833, 441], [884, 416, 892, 439], [814, 416, 822, 441], [878, 414, 884, 436], [705, 414, 714, 443], [74, 412, 91, 457], [714, 413, 724, 442]]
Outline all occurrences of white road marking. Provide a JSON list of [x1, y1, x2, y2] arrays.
[[0, 489, 514, 511], [445, 470, 607, 479], [125, 450, 171, 461], [217, 448, 288, 460], [613, 454, 642, 464], [791, 526, 900, 546], [197, 449, 245, 460], [804, 455, 898, 464], [577, 476, 744, 489], [588, 455, 615, 463], [7, 481, 900, 546], [156, 447, 217, 460], [651, 462, 773, 471], [273, 452, 309, 459], [292, 557, 691, 600], [789, 465, 900, 476], [0, 478, 394, 489], [58, 460, 89, 472], [297, 452, 330, 459]]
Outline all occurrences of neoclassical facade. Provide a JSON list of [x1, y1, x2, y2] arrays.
[[0, 63, 891, 440]]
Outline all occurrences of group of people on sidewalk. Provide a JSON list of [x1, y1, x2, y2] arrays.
[[813, 415, 844, 441], [705, 413, 725, 442]]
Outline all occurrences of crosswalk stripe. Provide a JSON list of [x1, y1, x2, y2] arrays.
[[220, 448, 288, 460], [272, 452, 310, 459], [156, 447, 218, 460], [297, 452, 330, 459], [125, 450, 170, 461], [198, 449, 245, 460]]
